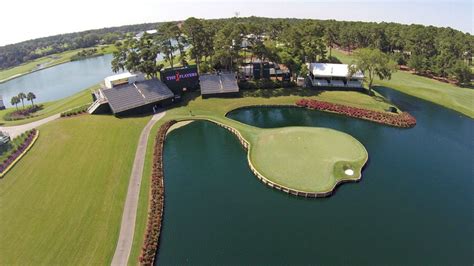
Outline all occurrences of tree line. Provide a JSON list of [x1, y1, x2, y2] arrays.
[[3, 17, 473, 85], [111, 17, 472, 85], [10, 92, 36, 110], [0, 22, 164, 70]]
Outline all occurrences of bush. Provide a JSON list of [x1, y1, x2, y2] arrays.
[[449, 61, 472, 86], [0, 129, 38, 175], [139, 120, 177, 265], [238, 79, 295, 90], [60, 105, 89, 117], [296, 98, 416, 128], [4, 105, 44, 121]]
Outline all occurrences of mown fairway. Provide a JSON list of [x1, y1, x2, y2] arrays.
[[0, 115, 148, 265], [332, 49, 474, 118]]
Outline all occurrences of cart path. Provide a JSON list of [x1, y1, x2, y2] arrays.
[[111, 112, 166, 266], [0, 113, 60, 138]]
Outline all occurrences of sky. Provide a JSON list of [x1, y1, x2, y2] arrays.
[[0, 0, 472, 46]]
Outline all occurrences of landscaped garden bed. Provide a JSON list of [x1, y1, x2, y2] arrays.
[[0, 129, 39, 177], [296, 98, 416, 128], [4, 105, 44, 121], [139, 120, 176, 265]]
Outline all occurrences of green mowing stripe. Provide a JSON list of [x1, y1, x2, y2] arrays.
[[0, 115, 149, 265]]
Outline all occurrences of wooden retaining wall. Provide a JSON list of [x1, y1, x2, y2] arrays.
[[204, 119, 363, 198], [144, 117, 365, 264]]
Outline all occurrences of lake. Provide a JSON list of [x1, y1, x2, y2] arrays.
[[157, 88, 473, 265], [0, 54, 119, 107]]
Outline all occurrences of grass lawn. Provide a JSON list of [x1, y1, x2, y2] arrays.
[[0, 45, 117, 83], [0, 114, 149, 265], [332, 49, 474, 118], [0, 85, 395, 265], [250, 127, 367, 193], [127, 88, 391, 264], [0, 85, 95, 126]]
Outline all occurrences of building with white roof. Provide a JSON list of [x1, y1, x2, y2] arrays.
[[135, 30, 158, 40], [104, 72, 145, 89], [307, 63, 364, 88]]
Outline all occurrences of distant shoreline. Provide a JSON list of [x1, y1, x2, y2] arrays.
[[0, 46, 115, 84], [0, 61, 71, 84]]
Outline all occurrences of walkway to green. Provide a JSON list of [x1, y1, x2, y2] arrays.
[[111, 112, 166, 266]]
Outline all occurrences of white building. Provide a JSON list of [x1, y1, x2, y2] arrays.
[[308, 63, 364, 88], [104, 72, 145, 89], [135, 30, 158, 40]]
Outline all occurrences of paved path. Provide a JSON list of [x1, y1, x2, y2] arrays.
[[111, 112, 166, 266], [0, 113, 61, 138]]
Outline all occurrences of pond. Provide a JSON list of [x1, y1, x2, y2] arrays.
[[0, 54, 120, 107], [157, 87, 473, 265]]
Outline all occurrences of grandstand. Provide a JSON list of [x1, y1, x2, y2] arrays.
[[308, 63, 364, 89], [88, 78, 174, 116], [200, 73, 239, 98]]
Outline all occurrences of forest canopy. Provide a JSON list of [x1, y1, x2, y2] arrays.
[[1, 17, 472, 84]]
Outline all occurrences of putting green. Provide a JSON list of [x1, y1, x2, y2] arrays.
[[249, 127, 368, 194]]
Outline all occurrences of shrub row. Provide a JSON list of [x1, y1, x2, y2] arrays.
[[238, 79, 296, 90], [0, 129, 38, 175], [60, 105, 89, 117], [296, 98, 416, 128], [139, 120, 177, 265]]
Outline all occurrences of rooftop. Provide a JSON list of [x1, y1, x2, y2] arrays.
[[200, 73, 239, 95], [104, 72, 137, 83], [309, 63, 364, 79], [101, 79, 173, 114]]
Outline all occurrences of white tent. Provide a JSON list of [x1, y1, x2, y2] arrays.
[[309, 63, 364, 79]]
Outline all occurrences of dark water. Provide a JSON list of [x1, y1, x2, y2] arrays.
[[0, 54, 120, 107], [158, 87, 473, 265]]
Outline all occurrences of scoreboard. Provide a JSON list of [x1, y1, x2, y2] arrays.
[[160, 65, 199, 94]]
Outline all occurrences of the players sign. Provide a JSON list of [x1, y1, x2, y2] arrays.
[[160, 65, 199, 94]]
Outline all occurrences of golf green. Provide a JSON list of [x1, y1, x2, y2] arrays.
[[249, 127, 368, 195]]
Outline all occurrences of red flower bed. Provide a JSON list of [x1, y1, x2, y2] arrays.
[[0, 129, 38, 175], [296, 99, 416, 128], [139, 120, 176, 266]]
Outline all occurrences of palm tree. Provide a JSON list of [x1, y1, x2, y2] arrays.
[[17, 92, 26, 109], [27, 92, 36, 106], [10, 96, 20, 110]]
